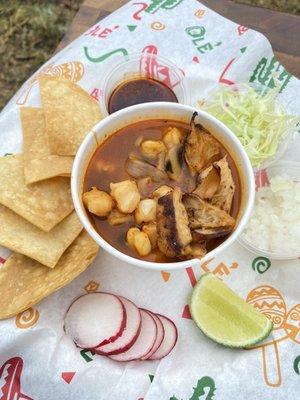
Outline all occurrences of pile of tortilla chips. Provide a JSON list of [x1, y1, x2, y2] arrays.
[[0, 76, 102, 319]]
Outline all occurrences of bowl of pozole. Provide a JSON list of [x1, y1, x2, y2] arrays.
[[71, 102, 255, 270]]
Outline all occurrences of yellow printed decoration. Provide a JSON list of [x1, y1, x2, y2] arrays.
[[246, 285, 300, 387], [15, 308, 39, 329], [194, 9, 205, 18], [151, 21, 166, 30], [84, 280, 100, 293], [246, 285, 286, 329], [284, 304, 300, 343], [32, 61, 84, 83]]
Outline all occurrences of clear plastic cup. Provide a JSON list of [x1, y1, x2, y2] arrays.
[[238, 160, 300, 260], [199, 82, 298, 172], [100, 52, 189, 116]]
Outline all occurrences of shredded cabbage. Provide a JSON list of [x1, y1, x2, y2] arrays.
[[200, 85, 299, 167]]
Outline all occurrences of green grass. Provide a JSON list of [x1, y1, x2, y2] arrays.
[[0, 0, 82, 110], [0, 0, 298, 110]]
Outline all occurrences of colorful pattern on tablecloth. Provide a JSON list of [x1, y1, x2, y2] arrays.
[[0, 1, 299, 399]]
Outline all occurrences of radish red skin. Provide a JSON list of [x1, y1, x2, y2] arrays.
[[108, 309, 157, 362], [148, 314, 178, 360], [64, 292, 126, 349], [140, 310, 164, 360], [95, 296, 142, 355]]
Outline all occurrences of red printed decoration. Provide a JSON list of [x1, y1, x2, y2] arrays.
[[186, 267, 197, 287], [219, 58, 236, 85], [182, 304, 192, 319], [61, 372, 76, 384], [237, 25, 249, 36], [193, 56, 200, 63], [132, 2, 148, 20], [90, 88, 101, 101]]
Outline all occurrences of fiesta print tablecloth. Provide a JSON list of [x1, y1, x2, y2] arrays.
[[0, 1, 299, 399]]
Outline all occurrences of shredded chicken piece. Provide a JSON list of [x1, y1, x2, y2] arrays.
[[193, 165, 220, 199], [211, 156, 235, 213], [156, 187, 192, 257], [182, 193, 235, 230], [184, 112, 220, 173]]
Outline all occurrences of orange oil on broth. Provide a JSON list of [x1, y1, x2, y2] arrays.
[[83, 120, 241, 262]]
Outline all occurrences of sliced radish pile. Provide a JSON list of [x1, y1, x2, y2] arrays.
[[64, 292, 177, 361], [149, 314, 178, 360], [109, 309, 157, 362], [140, 310, 164, 360], [95, 297, 141, 355], [64, 293, 126, 348]]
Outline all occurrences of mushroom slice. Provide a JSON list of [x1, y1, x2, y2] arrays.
[[156, 187, 192, 258], [125, 155, 168, 182], [184, 112, 220, 173], [163, 127, 184, 148], [182, 193, 235, 230], [192, 227, 232, 241], [137, 177, 160, 199], [211, 156, 235, 213], [165, 145, 183, 181], [193, 165, 220, 200]]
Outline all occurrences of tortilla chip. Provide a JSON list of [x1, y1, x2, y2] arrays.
[[0, 154, 73, 232], [0, 231, 99, 320], [20, 107, 74, 184], [39, 76, 102, 155], [0, 206, 83, 267]]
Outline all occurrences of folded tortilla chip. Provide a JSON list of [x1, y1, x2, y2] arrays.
[[0, 231, 99, 320], [39, 76, 102, 155], [0, 206, 83, 267], [20, 107, 74, 184], [0, 154, 73, 232]]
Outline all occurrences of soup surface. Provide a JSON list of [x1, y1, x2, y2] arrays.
[[108, 78, 178, 114], [83, 116, 241, 263]]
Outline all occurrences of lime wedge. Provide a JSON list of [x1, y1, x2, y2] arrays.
[[190, 273, 273, 348]]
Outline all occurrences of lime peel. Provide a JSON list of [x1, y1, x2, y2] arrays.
[[199, 85, 299, 167], [190, 273, 273, 348]]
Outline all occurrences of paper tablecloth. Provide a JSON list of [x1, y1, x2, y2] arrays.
[[0, 1, 299, 399]]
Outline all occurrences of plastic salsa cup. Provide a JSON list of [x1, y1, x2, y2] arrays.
[[100, 52, 189, 116], [238, 160, 300, 260]]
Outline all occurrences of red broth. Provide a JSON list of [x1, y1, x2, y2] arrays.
[[83, 120, 241, 263], [108, 78, 178, 114]]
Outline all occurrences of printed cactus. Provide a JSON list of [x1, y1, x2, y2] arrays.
[[146, 0, 184, 14], [189, 376, 216, 400], [169, 376, 216, 400]]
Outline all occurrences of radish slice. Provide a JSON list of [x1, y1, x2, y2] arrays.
[[64, 293, 126, 349], [148, 314, 178, 360], [140, 310, 164, 360], [95, 296, 141, 355], [109, 309, 157, 362]]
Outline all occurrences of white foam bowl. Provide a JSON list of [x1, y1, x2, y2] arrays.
[[71, 102, 255, 270]]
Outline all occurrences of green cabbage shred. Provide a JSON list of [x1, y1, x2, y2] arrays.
[[199, 84, 299, 167]]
